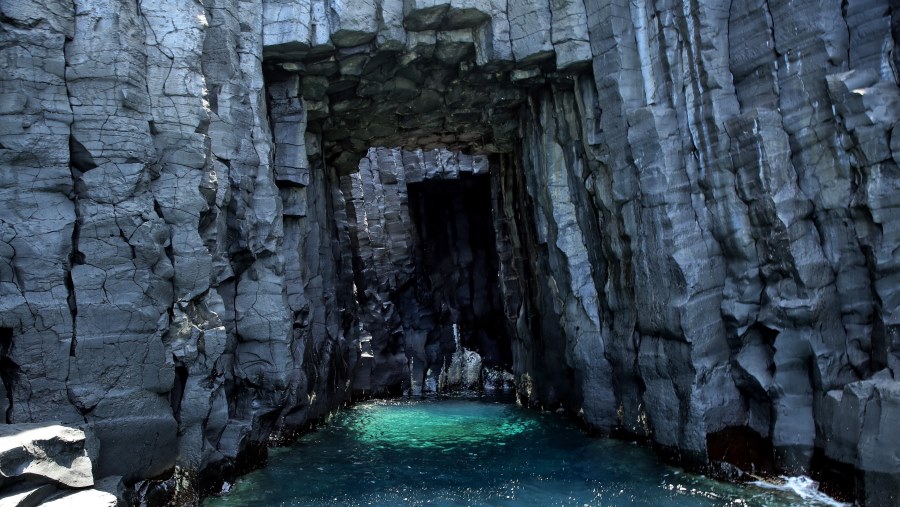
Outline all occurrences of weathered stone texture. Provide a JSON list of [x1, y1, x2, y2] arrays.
[[1, 0, 899, 505], [492, 1, 900, 502], [0, 0, 80, 426], [0, 424, 96, 489]]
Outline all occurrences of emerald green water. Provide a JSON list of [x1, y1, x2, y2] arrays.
[[204, 397, 838, 506]]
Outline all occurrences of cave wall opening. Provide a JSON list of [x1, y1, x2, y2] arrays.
[[406, 173, 508, 370], [338, 147, 515, 396], [260, 14, 603, 403], [256, 8, 900, 496]]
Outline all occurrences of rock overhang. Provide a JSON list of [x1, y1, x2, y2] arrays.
[[261, 0, 594, 172]]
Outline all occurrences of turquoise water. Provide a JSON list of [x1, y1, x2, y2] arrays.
[[204, 397, 835, 507]]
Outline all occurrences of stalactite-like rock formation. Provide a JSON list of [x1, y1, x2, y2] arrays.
[[1, 0, 898, 505]]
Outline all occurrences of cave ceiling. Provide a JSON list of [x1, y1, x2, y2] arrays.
[[263, 3, 591, 172]]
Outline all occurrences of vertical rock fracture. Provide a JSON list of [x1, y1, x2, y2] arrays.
[[0, 0, 898, 505]]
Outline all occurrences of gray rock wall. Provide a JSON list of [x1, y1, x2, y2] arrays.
[[1, 0, 898, 505], [1, 0, 358, 501], [491, 2, 899, 505]]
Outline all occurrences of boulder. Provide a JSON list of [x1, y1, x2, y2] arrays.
[[0, 424, 98, 489]]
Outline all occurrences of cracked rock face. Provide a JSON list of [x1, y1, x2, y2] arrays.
[[2, 1, 900, 506], [264, 0, 592, 170]]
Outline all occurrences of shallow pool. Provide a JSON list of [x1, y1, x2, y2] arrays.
[[204, 396, 841, 506]]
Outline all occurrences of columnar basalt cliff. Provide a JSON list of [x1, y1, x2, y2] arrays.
[[1, 0, 898, 505]]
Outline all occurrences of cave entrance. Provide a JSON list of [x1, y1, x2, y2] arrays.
[[343, 148, 513, 396], [262, 8, 589, 399], [407, 170, 509, 377]]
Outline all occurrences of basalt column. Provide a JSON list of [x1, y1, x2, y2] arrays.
[[1, 1, 899, 505]]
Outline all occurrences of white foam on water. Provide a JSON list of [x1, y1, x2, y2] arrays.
[[751, 476, 848, 506]]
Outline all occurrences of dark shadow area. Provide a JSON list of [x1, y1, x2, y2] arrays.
[[170, 364, 189, 425], [706, 426, 775, 476], [0, 327, 17, 423], [406, 174, 510, 370]]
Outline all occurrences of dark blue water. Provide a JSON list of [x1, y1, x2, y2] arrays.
[[204, 397, 841, 506]]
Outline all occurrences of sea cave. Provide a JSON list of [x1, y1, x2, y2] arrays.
[[0, 0, 898, 506]]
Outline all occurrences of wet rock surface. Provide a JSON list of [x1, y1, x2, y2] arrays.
[[1, 1, 899, 505]]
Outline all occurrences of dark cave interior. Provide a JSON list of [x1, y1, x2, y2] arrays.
[[406, 173, 511, 372]]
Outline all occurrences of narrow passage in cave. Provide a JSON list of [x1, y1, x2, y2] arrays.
[[345, 149, 512, 397], [407, 172, 510, 370]]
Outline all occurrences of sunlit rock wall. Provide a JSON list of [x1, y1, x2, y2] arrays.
[[0, 0, 359, 501], [491, 4, 900, 506], [1, 0, 899, 505]]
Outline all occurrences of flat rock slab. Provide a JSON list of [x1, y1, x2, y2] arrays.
[[0, 424, 98, 489]]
